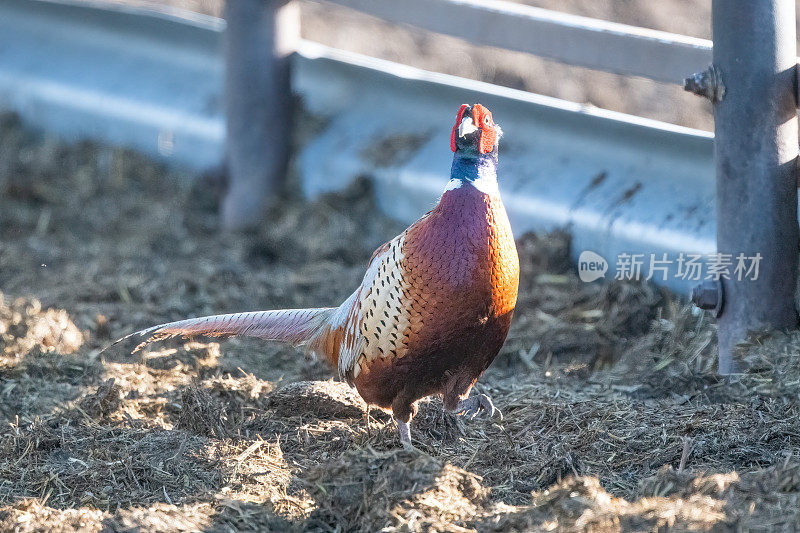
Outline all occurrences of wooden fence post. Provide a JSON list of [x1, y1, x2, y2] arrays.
[[221, 0, 299, 231]]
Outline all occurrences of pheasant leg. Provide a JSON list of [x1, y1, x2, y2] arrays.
[[396, 420, 413, 448]]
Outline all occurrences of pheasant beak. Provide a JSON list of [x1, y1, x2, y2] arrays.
[[457, 115, 479, 138]]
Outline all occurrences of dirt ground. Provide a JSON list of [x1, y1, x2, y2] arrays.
[[3, 108, 800, 533]]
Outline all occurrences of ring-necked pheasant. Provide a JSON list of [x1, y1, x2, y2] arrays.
[[115, 103, 520, 447]]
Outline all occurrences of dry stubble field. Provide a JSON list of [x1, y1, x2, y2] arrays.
[[2, 104, 800, 531], [4, 1, 800, 529]]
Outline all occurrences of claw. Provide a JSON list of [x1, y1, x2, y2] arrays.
[[454, 393, 503, 420]]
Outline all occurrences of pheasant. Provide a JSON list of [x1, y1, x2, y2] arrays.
[[116, 103, 520, 447]]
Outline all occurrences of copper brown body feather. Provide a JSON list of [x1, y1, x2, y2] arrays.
[[347, 185, 519, 421]]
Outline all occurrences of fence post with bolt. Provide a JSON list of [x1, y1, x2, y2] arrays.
[[685, 0, 799, 374]]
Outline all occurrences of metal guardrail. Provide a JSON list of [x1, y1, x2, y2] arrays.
[[0, 0, 715, 296], [294, 39, 715, 289], [325, 0, 714, 84], [0, 0, 225, 169]]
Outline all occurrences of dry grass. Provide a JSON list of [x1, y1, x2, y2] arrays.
[[3, 111, 800, 531]]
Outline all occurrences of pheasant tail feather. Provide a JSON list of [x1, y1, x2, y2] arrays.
[[112, 308, 335, 353]]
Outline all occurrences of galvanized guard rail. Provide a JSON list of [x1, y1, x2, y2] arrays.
[[0, 0, 224, 168], [325, 0, 713, 84], [0, 0, 716, 289]]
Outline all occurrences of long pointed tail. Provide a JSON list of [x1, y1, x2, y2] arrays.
[[111, 308, 335, 353]]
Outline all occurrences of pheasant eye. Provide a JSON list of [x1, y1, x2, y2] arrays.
[[484, 116, 491, 125]]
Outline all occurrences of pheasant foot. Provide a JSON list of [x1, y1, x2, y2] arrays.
[[454, 393, 503, 420]]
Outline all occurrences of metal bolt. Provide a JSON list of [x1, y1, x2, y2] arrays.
[[684, 65, 726, 103], [691, 279, 723, 317]]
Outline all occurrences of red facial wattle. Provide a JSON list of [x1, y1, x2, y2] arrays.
[[472, 104, 497, 154], [450, 104, 469, 152], [450, 103, 497, 154]]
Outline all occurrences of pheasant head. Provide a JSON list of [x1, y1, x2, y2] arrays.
[[448, 103, 502, 196], [450, 103, 502, 157]]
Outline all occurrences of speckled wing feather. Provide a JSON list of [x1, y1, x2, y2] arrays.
[[310, 232, 412, 382], [115, 308, 334, 353]]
